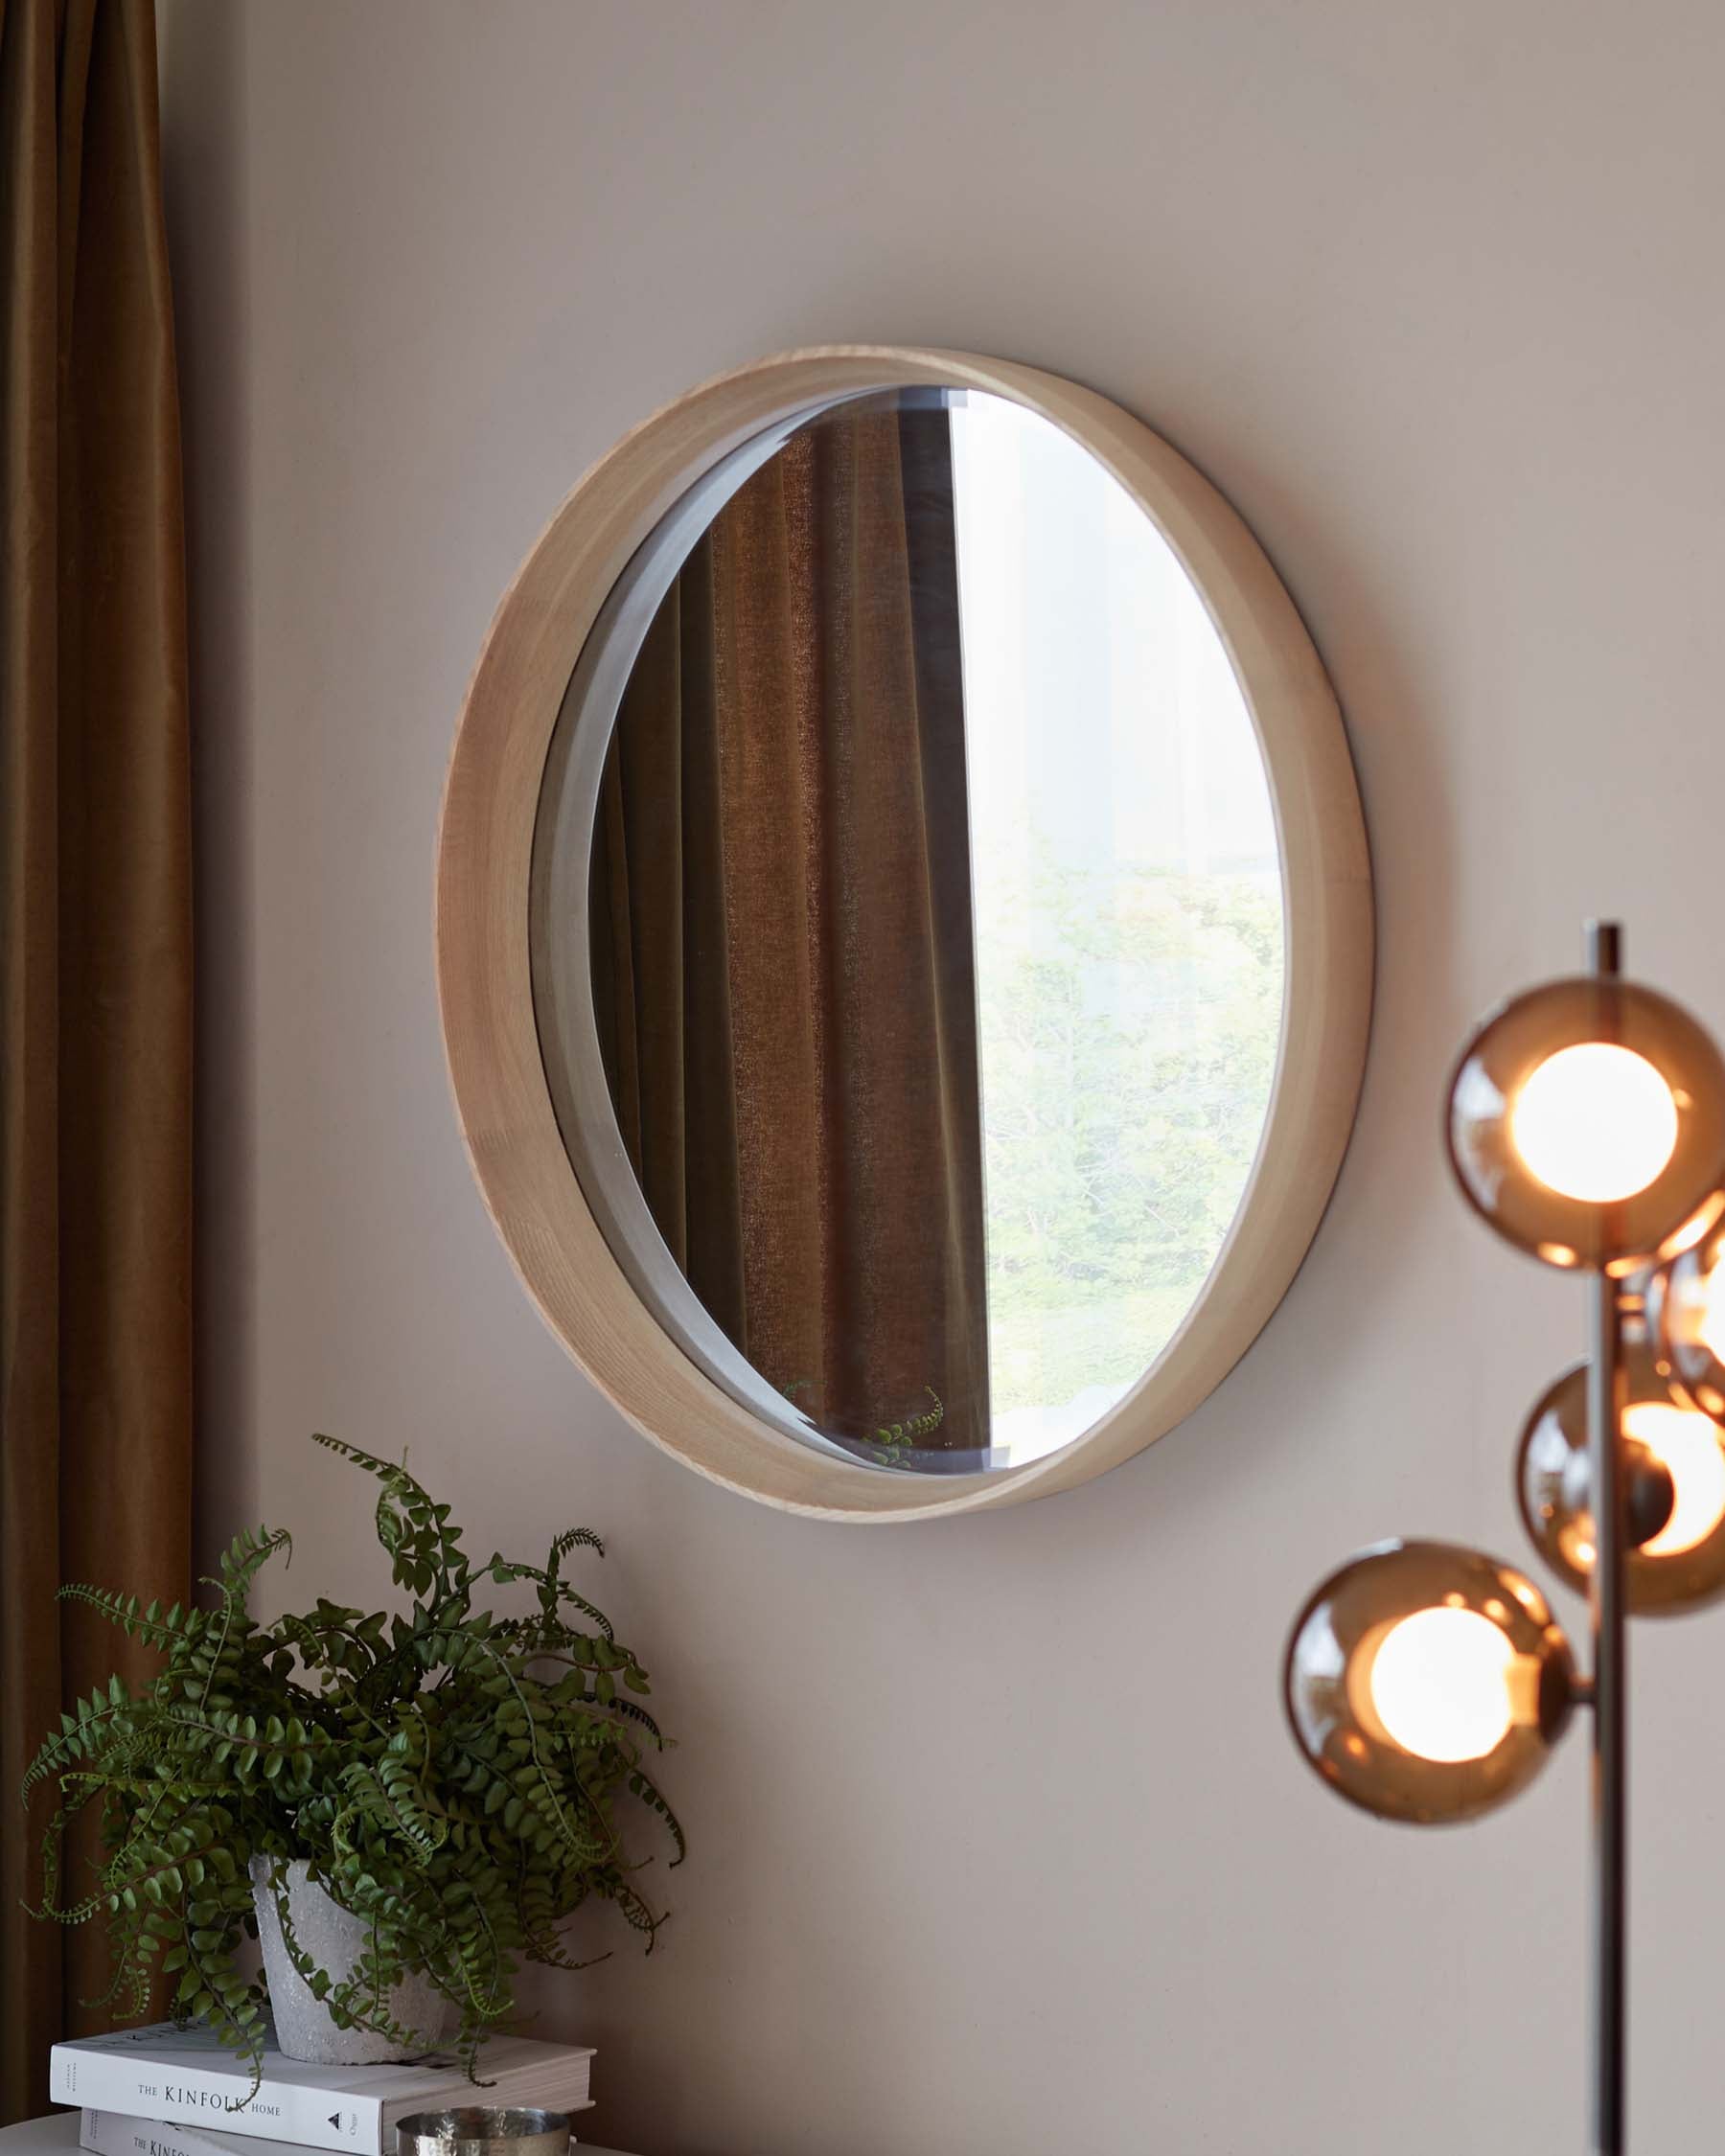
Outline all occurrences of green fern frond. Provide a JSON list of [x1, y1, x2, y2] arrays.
[[19, 1433, 682, 2088], [57, 1587, 210, 1652], [626, 1768, 686, 1866], [548, 1526, 605, 1568], [21, 1682, 135, 1800]]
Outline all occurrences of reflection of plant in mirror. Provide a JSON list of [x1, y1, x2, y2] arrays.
[[977, 847, 1282, 1418], [782, 1383, 945, 1467], [881, 1388, 944, 1444], [864, 1387, 944, 1463]]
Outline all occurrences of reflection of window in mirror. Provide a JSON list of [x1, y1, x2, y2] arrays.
[[950, 395, 1283, 1464]]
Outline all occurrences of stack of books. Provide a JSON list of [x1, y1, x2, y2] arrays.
[[50, 2022, 597, 2156]]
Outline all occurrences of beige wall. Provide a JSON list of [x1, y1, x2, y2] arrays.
[[154, 5, 1725, 2150]]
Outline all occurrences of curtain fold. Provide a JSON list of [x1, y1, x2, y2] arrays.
[[0, 0, 193, 2118], [591, 400, 991, 1457]]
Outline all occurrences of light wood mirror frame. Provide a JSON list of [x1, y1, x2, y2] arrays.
[[436, 346, 1373, 1522]]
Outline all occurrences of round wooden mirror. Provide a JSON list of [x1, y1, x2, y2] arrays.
[[436, 347, 1372, 1519]]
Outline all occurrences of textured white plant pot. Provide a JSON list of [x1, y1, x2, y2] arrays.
[[250, 1857, 454, 2064]]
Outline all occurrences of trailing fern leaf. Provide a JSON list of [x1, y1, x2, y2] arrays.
[[20, 1435, 680, 2095]]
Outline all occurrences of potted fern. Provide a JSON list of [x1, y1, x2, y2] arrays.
[[22, 1434, 682, 2082]]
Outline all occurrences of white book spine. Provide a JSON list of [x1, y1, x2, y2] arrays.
[[80, 2115, 589, 2156], [80, 2113, 288, 2156], [51, 2054, 380, 2153]]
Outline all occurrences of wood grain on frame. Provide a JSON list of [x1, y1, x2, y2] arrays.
[[435, 347, 1373, 1521]]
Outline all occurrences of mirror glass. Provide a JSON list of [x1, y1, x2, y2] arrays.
[[533, 389, 1284, 1475]]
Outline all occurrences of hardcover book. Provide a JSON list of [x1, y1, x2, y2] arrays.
[[80, 2111, 594, 2156], [51, 2024, 594, 2154], [79, 2110, 593, 2156]]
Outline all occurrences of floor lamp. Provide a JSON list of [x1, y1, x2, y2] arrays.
[[1284, 923, 1725, 2156]]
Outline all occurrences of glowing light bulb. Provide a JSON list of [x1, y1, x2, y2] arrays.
[[1368, 1606, 1516, 1764], [1623, 1401, 1725, 1557], [1519, 1343, 1725, 1611], [1697, 1250, 1725, 1368], [1508, 1044, 1679, 1204], [1287, 1542, 1574, 1821]]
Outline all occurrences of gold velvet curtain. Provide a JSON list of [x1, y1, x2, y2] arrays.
[[0, 0, 193, 2119], [590, 401, 991, 1456]]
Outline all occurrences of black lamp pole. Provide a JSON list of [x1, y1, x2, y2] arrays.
[[1586, 918, 1626, 2156]]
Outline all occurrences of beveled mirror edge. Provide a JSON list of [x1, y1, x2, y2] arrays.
[[434, 345, 1374, 1521]]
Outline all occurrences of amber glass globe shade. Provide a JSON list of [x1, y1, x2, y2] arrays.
[[1517, 1340, 1725, 1613], [1446, 975, 1725, 1273], [1650, 1219, 1725, 1423], [1283, 1540, 1576, 1824]]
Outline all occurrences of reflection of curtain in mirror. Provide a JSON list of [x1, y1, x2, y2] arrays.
[[589, 401, 990, 1456]]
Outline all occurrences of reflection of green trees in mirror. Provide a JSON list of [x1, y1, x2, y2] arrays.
[[978, 852, 1282, 1418]]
